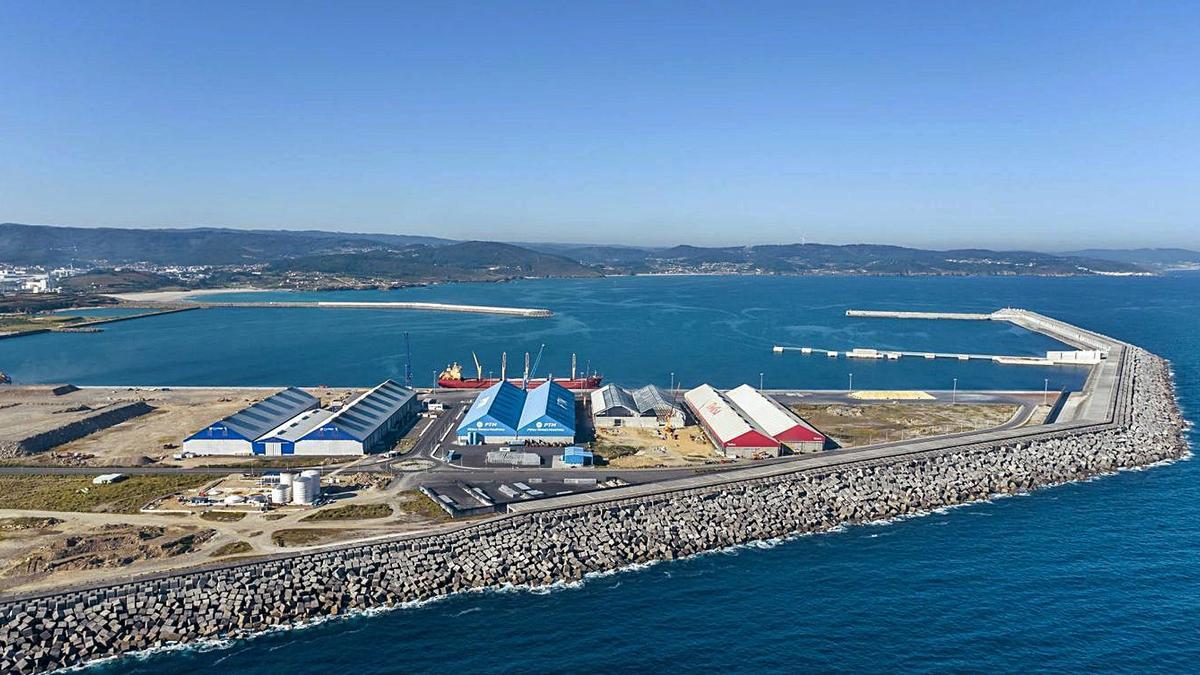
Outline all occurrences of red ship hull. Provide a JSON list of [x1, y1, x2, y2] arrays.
[[438, 375, 602, 390]]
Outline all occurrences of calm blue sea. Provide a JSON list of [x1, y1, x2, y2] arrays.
[[4, 274, 1198, 673]]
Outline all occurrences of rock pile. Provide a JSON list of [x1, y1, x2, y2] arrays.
[[0, 347, 1188, 674]]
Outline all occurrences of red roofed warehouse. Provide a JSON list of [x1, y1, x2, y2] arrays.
[[725, 384, 826, 453], [683, 384, 780, 458]]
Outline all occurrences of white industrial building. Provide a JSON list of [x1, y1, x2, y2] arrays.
[[683, 384, 780, 459], [724, 384, 826, 453], [591, 384, 686, 429], [184, 380, 419, 456]]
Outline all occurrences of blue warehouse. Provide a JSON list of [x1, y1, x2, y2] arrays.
[[183, 387, 318, 456], [456, 380, 576, 445], [183, 381, 419, 456]]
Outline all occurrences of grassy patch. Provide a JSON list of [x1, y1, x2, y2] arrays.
[[300, 503, 392, 522], [0, 474, 217, 513], [396, 491, 452, 522], [200, 510, 246, 522], [789, 403, 1018, 448], [263, 513, 288, 521], [0, 314, 82, 333], [210, 541, 253, 557], [271, 528, 344, 547], [593, 444, 639, 459]]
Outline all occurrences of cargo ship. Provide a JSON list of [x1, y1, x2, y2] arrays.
[[437, 349, 602, 390]]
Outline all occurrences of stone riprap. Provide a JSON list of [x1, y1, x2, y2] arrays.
[[0, 345, 1188, 673]]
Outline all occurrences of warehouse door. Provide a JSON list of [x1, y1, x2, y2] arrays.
[[265, 442, 283, 456]]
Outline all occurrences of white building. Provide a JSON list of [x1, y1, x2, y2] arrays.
[[591, 384, 686, 429]]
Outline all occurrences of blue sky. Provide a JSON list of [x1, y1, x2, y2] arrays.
[[1, 1, 1197, 249]]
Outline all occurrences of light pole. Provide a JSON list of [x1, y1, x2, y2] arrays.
[[849, 373, 854, 392], [670, 372, 675, 392], [952, 377, 957, 404], [759, 372, 764, 390], [1044, 378, 1049, 406]]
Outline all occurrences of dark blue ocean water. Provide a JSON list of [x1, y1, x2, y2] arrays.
[[4, 275, 1199, 673]]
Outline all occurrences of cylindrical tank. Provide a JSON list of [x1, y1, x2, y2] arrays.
[[300, 470, 322, 496], [279, 472, 294, 487], [291, 478, 314, 505], [270, 485, 290, 505]]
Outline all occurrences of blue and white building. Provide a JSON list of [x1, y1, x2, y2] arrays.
[[183, 381, 418, 456], [183, 388, 318, 456], [517, 381, 576, 442], [456, 380, 577, 445], [295, 380, 420, 455]]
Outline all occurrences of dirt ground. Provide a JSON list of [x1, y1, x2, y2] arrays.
[[0, 519, 216, 592], [0, 472, 460, 593], [790, 402, 1020, 448], [44, 386, 361, 466], [594, 425, 724, 468]]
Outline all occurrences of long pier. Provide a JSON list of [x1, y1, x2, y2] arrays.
[[772, 345, 1063, 365], [183, 300, 553, 317]]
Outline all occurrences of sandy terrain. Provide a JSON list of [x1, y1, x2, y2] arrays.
[[595, 425, 724, 468], [790, 402, 1019, 448], [26, 386, 361, 466]]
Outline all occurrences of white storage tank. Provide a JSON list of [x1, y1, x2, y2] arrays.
[[291, 478, 315, 505], [270, 485, 291, 505], [279, 472, 294, 487], [300, 470, 322, 496]]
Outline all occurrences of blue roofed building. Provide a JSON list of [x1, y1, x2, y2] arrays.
[[295, 380, 419, 455], [516, 381, 576, 444], [183, 381, 418, 457], [456, 380, 525, 444], [559, 446, 593, 467], [183, 387, 319, 456]]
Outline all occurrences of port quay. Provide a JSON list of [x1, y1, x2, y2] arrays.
[[0, 309, 1189, 674]]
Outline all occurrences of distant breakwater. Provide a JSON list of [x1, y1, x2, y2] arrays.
[[0, 346, 1188, 674], [187, 300, 553, 317]]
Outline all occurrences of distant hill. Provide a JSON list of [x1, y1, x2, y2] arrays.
[[272, 241, 602, 281], [559, 242, 1148, 276], [0, 223, 451, 266], [1063, 248, 1200, 270], [0, 222, 1154, 283]]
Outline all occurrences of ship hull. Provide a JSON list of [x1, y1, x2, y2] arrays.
[[438, 376, 602, 390]]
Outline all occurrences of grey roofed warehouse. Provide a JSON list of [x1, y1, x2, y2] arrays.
[[591, 383, 686, 428]]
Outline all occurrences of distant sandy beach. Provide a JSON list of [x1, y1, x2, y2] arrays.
[[110, 287, 279, 302]]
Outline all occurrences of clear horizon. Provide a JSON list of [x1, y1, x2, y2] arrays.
[[2, 2, 1197, 249]]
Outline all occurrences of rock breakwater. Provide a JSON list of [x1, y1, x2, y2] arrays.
[[0, 347, 1188, 674]]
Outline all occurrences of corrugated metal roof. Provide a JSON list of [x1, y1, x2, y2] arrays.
[[632, 384, 683, 416], [322, 379, 416, 441], [261, 409, 335, 443], [518, 381, 576, 432], [217, 387, 319, 441], [458, 380, 525, 434], [684, 384, 756, 444], [592, 384, 640, 415], [727, 384, 796, 435], [592, 384, 682, 418]]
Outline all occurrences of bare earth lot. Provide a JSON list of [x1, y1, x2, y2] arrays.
[[0, 385, 362, 466], [0, 476, 454, 594], [790, 402, 1019, 448], [594, 425, 724, 468]]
